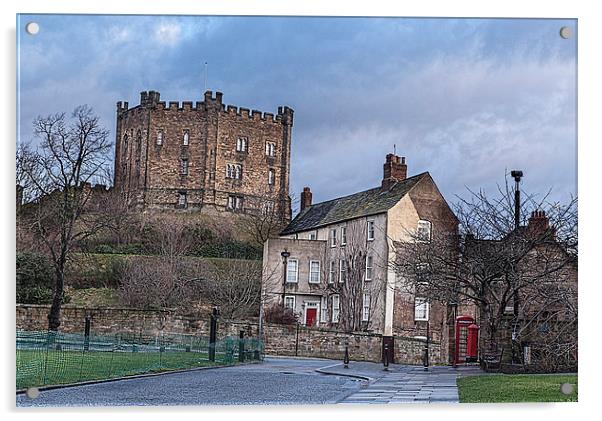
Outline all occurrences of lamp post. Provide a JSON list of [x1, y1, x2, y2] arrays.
[[510, 170, 523, 364], [280, 249, 290, 307]]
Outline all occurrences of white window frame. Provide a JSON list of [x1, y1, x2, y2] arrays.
[[320, 296, 328, 323], [265, 141, 276, 157], [180, 158, 189, 176], [341, 226, 347, 246], [182, 129, 189, 146], [156, 130, 163, 145], [367, 220, 375, 241], [365, 255, 373, 281], [286, 259, 299, 283], [414, 297, 430, 321], [236, 137, 248, 152], [268, 168, 275, 185], [309, 260, 321, 284], [417, 220, 432, 242], [227, 195, 243, 211], [331, 295, 340, 323], [177, 192, 187, 208], [339, 259, 347, 283], [226, 163, 243, 180], [362, 293, 371, 322], [284, 295, 295, 310], [330, 228, 337, 247], [328, 260, 336, 284]]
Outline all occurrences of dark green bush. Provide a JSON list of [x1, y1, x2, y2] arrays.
[[16, 252, 54, 304]]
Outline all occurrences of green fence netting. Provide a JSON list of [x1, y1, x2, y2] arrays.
[[16, 330, 264, 390]]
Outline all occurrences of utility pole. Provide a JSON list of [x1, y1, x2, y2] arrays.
[[510, 170, 523, 364]]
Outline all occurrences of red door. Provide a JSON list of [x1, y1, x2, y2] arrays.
[[306, 308, 317, 326]]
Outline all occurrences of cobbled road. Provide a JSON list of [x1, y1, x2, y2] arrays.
[[16, 357, 365, 407]]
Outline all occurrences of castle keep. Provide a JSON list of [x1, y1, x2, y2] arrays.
[[114, 90, 293, 221]]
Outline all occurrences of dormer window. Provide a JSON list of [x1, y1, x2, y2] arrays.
[[417, 220, 432, 242], [182, 130, 189, 146], [236, 137, 248, 152]]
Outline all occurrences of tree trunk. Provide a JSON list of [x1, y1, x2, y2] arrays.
[[47, 268, 64, 331]]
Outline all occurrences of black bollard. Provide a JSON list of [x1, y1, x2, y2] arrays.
[[344, 344, 350, 369], [383, 343, 389, 371]]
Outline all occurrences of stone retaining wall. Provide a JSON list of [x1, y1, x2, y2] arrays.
[[16, 305, 445, 364]]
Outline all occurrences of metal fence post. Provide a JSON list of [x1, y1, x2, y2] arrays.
[[84, 315, 91, 351], [238, 330, 245, 363], [209, 307, 218, 362]]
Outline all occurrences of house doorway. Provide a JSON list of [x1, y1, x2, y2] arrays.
[[304, 302, 319, 326]]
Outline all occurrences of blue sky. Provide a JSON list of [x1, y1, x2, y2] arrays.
[[17, 15, 577, 209]]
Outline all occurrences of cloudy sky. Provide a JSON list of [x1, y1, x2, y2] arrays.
[[17, 15, 577, 208]]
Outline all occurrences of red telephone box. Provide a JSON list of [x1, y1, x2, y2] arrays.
[[454, 316, 475, 364], [466, 323, 479, 362]]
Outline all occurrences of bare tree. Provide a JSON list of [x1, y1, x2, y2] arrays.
[[200, 259, 263, 319], [17, 106, 113, 330], [393, 175, 577, 362], [321, 220, 387, 332]]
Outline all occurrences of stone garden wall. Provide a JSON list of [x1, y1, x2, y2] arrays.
[[16, 304, 445, 365]]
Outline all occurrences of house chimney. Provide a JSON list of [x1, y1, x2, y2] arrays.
[[300, 186, 312, 212], [381, 154, 407, 191], [527, 210, 554, 239]]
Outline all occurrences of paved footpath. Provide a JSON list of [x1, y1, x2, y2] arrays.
[[319, 361, 483, 404]]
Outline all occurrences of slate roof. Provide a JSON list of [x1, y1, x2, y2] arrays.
[[281, 172, 429, 235]]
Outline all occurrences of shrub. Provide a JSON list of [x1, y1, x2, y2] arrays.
[[264, 304, 298, 325], [16, 251, 66, 304]]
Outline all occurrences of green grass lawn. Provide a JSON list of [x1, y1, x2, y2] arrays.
[[457, 374, 578, 403], [16, 349, 221, 390]]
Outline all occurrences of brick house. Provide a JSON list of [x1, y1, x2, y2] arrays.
[[113, 90, 293, 221], [261, 154, 458, 360]]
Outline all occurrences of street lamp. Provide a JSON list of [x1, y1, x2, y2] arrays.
[[510, 170, 523, 231], [281, 249, 290, 307]]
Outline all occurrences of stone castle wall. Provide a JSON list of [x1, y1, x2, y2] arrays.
[[114, 90, 293, 220]]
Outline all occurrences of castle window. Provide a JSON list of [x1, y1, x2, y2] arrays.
[[226, 163, 242, 180], [417, 220, 432, 242], [177, 191, 187, 209], [123, 134, 129, 154], [236, 137, 248, 152], [262, 201, 274, 216], [180, 158, 189, 176], [227, 195, 244, 211], [268, 169, 275, 185], [182, 130, 189, 146], [265, 141, 276, 157], [156, 130, 163, 146]]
